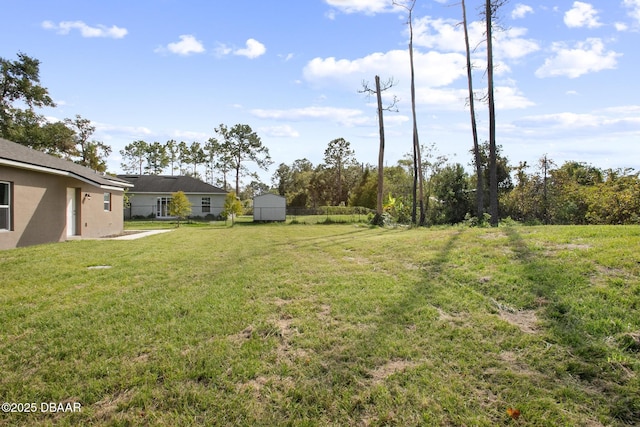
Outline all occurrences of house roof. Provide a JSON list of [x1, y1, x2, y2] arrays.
[[0, 137, 132, 190], [117, 175, 227, 194]]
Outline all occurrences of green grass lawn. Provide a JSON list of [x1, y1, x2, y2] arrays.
[[1, 223, 639, 426]]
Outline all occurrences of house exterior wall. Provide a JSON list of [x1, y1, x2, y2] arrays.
[[0, 167, 124, 249], [125, 193, 226, 219], [254, 194, 286, 221]]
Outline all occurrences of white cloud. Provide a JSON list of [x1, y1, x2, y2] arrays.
[[495, 27, 541, 60], [615, 22, 629, 31], [214, 43, 233, 57], [512, 4, 534, 19], [156, 35, 205, 56], [623, 0, 640, 23], [412, 17, 539, 60], [41, 20, 127, 38], [494, 85, 536, 110], [324, 0, 395, 15], [304, 49, 467, 89], [251, 106, 370, 127], [513, 109, 640, 139], [259, 125, 300, 138], [535, 38, 621, 78], [234, 38, 266, 59], [564, 2, 602, 29], [169, 129, 208, 141]]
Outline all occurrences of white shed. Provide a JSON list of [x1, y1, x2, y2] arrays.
[[253, 193, 286, 222]]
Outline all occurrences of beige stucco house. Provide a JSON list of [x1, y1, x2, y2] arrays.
[[0, 137, 133, 249], [117, 175, 227, 219]]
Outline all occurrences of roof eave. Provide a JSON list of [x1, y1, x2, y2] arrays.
[[0, 158, 129, 190]]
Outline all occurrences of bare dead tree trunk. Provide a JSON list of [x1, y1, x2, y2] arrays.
[[486, 0, 499, 227], [375, 76, 385, 215], [462, 0, 484, 219], [394, 0, 424, 226], [361, 77, 398, 223]]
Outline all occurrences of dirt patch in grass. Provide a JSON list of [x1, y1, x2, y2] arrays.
[[318, 304, 331, 319], [227, 326, 255, 345], [90, 389, 136, 421], [368, 359, 419, 384], [499, 309, 539, 334]]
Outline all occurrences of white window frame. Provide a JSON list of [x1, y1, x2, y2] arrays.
[[103, 192, 111, 211], [0, 181, 11, 231], [202, 197, 211, 213], [156, 197, 173, 218]]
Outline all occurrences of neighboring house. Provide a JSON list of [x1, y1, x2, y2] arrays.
[[0, 137, 133, 249], [117, 175, 227, 219], [253, 193, 286, 222]]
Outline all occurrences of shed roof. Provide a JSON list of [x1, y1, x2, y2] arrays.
[[0, 137, 132, 189], [254, 193, 286, 200], [117, 175, 227, 194]]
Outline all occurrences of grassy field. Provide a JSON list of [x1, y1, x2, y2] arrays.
[[1, 223, 639, 426]]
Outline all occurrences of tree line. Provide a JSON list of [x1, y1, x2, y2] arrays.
[[119, 123, 272, 196], [274, 141, 640, 226]]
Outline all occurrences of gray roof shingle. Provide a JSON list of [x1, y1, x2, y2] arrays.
[[0, 137, 131, 188], [117, 175, 227, 194]]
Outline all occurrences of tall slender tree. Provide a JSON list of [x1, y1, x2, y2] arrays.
[[485, 0, 508, 226], [461, 0, 484, 220], [393, 0, 425, 225], [120, 140, 149, 175], [165, 139, 179, 175], [204, 137, 219, 184], [324, 137, 356, 205], [184, 141, 205, 178], [360, 76, 398, 219], [145, 141, 169, 175], [215, 123, 271, 196]]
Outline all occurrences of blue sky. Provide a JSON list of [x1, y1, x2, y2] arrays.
[[2, 0, 640, 185]]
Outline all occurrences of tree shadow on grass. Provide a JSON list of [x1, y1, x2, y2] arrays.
[[502, 226, 640, 424]]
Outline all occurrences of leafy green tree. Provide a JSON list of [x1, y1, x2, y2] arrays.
[[145, 141, 169, 175], [472, 142, 512, 219], [222, 191, 243, 225], [431, 163, 472, 224], [241, 179, 270, 201], [184, 141, 205, 178], [0, 53, 56, 144], [273, 163, 293, 197], [120, 140, 149, 174], [203, 137, 220, 184], [585, 169, 639, 224], [349, 167, 377, 209], [169, 191, 192, 227], [323, 137, 356, 205], [19, 117, 75, 157], [64, 114, 111, 172], [176, 141, 188, 175], [216, 123, 272, 196], [165, 139, 179, 175], [502, 161, 544, 223]]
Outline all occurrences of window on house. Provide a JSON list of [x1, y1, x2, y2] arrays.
[[0, 182, 11, 231], [104, 192, 111, 211], [156, 197, 172, 217], [202, 197, 211, 213]]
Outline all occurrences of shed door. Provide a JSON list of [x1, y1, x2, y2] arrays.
[[67, 188, 78, 236]]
